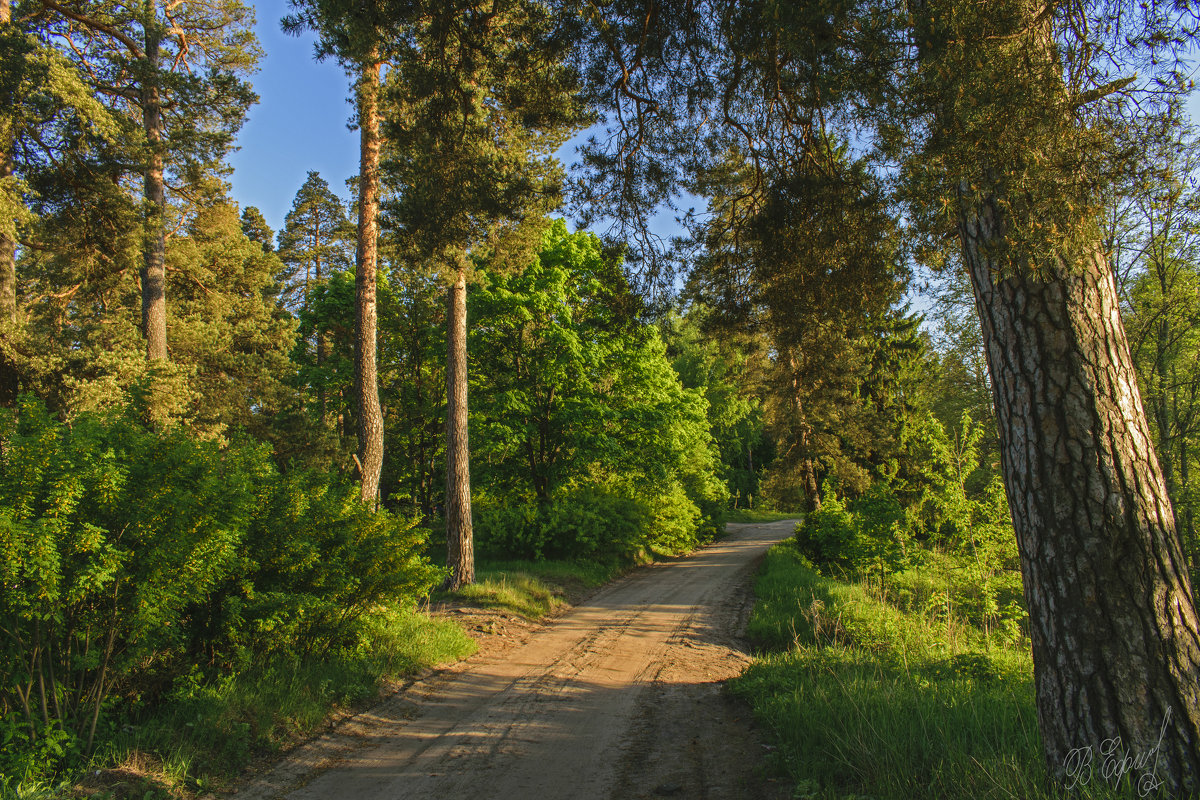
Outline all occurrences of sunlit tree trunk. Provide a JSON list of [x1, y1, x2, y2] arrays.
[[959, 192, 1200, 793], [0, 0, 19, 406], [140, 16, 167, 362], [444, 264, 473, 590], [354, 55, 384, 504]]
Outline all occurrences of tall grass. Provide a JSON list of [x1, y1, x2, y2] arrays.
[[733, 542, 1140, 800]]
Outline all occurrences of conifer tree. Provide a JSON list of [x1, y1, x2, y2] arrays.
[[381, 0, 586, 589], [277, 170, 352, 425], [0, 0, 122, 405], [34, 0, 258, 364], [276, 171, 352, 313], [240, 206, 274, 253]]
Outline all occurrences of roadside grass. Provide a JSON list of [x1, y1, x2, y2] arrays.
[[439, 559, 620, 619], [34, 605, 476, 800], [733, 542, 1144, 800], [722, 509, 802, 524]]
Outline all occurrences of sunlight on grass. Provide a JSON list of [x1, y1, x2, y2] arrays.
[[445, 560, 620, 619], [723, 509, 803, 524], [732, 542, 1140, 800]]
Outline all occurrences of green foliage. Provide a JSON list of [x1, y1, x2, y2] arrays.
[[0, 396, 267, 774], [209, 468, 441, 665], [476, 489, 650, 564], [0, 397, 441, 783], [735, 541, 1046, 800], [662, 307, 773, 507], [794, 481, 910, 576], [470, 221, 728, 561]]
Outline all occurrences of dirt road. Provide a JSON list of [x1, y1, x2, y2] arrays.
[[237, 519, 797, 800]]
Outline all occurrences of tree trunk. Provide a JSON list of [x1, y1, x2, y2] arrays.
[[140, 20, 167, 362], [444, 265, 474, 590], [1183, 439, 1197, 573], [959, 193, 1200, 794], [354, 56, 384, 505], [314, 253, 328, 427], [0, 0, 19, 407], [800, 457, 820, 513]]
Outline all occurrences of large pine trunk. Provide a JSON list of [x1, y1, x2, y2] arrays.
[[959, 193, 1200, 793], [444, 265, 474, 590], [140, 24, 167, 362], [354, 57, 384, 504]]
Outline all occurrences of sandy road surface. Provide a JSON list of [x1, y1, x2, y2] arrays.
[[236, 520, 797, 800]]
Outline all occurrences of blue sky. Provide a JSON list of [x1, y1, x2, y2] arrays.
[[227, 0, 358, 234]]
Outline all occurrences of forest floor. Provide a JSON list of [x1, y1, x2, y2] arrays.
[[229, 520, 798, 800]]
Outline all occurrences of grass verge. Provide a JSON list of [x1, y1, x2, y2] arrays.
[[732, 541, 1142, 800], [28, 605, 475, 800], [722, 509, 802, 524], [437, 559, 620, 619]]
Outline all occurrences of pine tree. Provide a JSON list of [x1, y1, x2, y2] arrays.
[[283, 0, 390, 504], [381, 0, 587, 589], [240, 206, 274, 253], [0, 0, 122, 405], [35, 0, 258, 363], [277, 171, 353, 427], [276, 172, 352, 312]]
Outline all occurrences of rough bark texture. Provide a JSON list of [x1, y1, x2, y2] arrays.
[[959, 192, 1200, 794], [140, 24, 167, 362], [0, 0, 18, 406], [444, 266, 474, 590], [354, 58, 384, 505]]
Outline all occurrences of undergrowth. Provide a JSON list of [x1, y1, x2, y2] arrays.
[[733, 541, 1145, 799], [2, 605, 474, 800]]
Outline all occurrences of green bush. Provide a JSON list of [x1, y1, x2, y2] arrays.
[[0, 397, 440, 781], [0, 397, 267, 769], [476, 488, 650, 563], [793, 483, 859, 569]]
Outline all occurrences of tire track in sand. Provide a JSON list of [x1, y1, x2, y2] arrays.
[[236, 519, 797, 800]]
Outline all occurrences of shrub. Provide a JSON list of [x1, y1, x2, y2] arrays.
[[793, 483, 859, 570], [0, 397, 440, 780], [0, 397, 267, 768], [476, 488, 651, 564]]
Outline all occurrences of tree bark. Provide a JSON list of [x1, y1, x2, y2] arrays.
[[0, 0, 19, 406], [959, 192, 1200, 794], [140, 20, 167, 362], [354, 56, 384, 505], [444, 264, 474, 590], [1183, 439, 1197, 572]]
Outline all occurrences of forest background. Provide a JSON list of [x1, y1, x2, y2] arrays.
[[4, 0, 1200, 797]]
